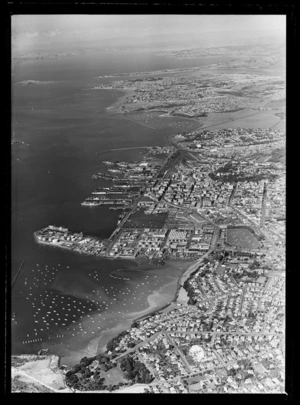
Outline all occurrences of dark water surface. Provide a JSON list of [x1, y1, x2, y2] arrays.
[[11, 51, 229, 363]]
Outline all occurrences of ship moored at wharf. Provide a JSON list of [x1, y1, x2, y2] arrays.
[[83, 157, 163, 209], [81, 201, 101, 206]]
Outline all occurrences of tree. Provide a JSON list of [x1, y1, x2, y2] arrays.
[[249, 260, 260, 270], [72, 364, 81, 374], [128, 342, 136, 348], [66, 373, 79, 388], [80, 356, 93, 367]]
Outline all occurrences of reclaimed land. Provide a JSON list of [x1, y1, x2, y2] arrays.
[[124, 210, 168, 228]]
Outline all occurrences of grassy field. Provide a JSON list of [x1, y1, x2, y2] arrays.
[[226, 227, 261, 250], [102, 365, 127, 386]]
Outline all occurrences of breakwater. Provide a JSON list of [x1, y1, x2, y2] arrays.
[[11, 260, 25, 288]]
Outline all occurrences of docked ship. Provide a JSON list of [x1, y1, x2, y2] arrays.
[[81, 201, 101, 206], [85, 197, 102, 202], [107, 168, 122, 173], [92, 174, 114, 180]]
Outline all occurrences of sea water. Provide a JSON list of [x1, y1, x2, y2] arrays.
[[11, 51, 229, 364]]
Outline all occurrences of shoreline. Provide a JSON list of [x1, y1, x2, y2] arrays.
[[14, 245, 209, 369], [105, 88, 135, 115], [35, 258, 193, 368], [83, 259, 197, 358], [91, 253, 212, 358], [13, 83, 210, 375], [73, 260, 193, 359]]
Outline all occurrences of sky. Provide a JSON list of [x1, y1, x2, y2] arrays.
[[12, 15, 286, 55]]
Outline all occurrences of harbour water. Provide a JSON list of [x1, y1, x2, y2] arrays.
[[11, 51, 229, 365]]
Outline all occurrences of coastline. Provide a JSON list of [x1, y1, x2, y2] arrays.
[[89, 253, 212, 360], [17, 77, 211, 371], [14, 78, 212, 378], [105, 88, 135, 115], [10, 257, 196, 393], [93, 283, 175, 355], [72, 259, 192, 359], [81, 259, 195, 359]]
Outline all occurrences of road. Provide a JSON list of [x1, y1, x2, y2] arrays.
[[229, 274, 239, 288], [228, 182, 238, 206], [153, 347, 281, 390], [175, 226, 221, 295], [106, 131, 220, 245], [112, 324, 282, 377], [166, 132, 284, 249], [167, 134, 284, 256], [266, 271, 285, 278], [239, 286, 247, 313], [108, 147, 177, 243], [213, 277, 226, 294], [166, 133, 283, 255], [113, 331, 163, 362], [164, 332, 192, 373], [178, 248, 214, 289], [263, 226, 285, 244], [169, 330, 283, 337]]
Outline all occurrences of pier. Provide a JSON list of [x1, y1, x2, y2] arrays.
[[97, 146, 152, 155]]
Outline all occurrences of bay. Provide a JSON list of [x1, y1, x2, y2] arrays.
[[11, 51, 229, 364]]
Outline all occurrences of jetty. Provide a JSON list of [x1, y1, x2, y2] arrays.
[[11, 260, 25, 288], [97, 146, 152, 155]]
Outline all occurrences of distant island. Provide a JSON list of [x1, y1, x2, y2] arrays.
[[16, 80, 56, 86]]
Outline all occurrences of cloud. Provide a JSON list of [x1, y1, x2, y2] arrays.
[[24, 31, 39, 39], [48, 30, 61, 37], [11, 15, 286, 56]]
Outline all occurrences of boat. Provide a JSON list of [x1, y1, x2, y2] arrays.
[[108, 169, 122, 173], [92, 174, 114, 180], [81, 201, 101, 206], [86, 197, 101, 201]]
